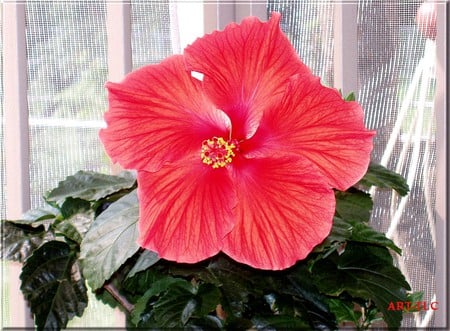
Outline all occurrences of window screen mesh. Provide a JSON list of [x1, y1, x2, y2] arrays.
[[24, 1, 115, 328], [131, 0, 173, 69], [358, 1, 436, 327], [1, 0, 173, 327], [26, 1, 110, 210], [268, 1, 334, 86], [0, 4, 4, 221], [268, 0, 438, 328]]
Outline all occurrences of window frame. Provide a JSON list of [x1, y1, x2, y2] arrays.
[[2, 2, 33, 326], [433, 2, 448, 328]]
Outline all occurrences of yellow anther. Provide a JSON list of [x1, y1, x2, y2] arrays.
[[201, 137, 236, 169]]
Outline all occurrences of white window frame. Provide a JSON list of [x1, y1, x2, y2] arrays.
[[433, 2, 447, 328], [2, 0, 448, 328], [3, 2, 33, 327]]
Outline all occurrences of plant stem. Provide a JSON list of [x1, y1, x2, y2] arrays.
[[104, 282, 135, 313]]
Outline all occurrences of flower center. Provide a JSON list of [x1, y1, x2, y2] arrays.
[[201, 137, 236, 169]]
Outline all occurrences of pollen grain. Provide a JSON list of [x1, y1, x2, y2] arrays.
[[201, 137, 236, 169]]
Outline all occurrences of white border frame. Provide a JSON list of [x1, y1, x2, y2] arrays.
[[1, 0, 448, 328]]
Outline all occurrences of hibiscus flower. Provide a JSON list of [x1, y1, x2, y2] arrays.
[[100, 12, 374, 270]]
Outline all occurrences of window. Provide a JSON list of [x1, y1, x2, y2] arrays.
[[1, 1, 447, 328], [268, 3, 447, 327]]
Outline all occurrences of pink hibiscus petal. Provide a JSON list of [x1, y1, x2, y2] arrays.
[[184, 12, 310, 140], [243, 74, 375, 191], [222, 156, 335, 270], [137, 158, 237, 263], [100, 54, 230, 172]]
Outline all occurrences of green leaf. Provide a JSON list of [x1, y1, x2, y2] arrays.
[[60, 197, 91, 219], [66, 212, 94, 238], [143, 275, 187, 298], [403, 291, 424, 312], [20, 241, 88, 331], [284, 272, 332, 317], [350, 222, 402, 254], [335, 189, 373, 223], [329, 216, 353, 242], [20, 205, 60, 225], [123, 268, 162, 296], [196, 283, 221, 316], [151, 279, 196, 327], [1, 221, 54, 262], [131, 276, 187, 325], [53, 208, 93, 244], [344, 91, 356, 101], [131, 278, 221, 328], [6, 205, 59, 231], [313, 243, 410, 329], [207, 255, 259, 303], [80, 190, 140, 290], [53, 220, 83, 244], [326, 298, 361, 325], [126, 249, 160, 279], [317, 216, 402, 255], [282, 267, 338, 330], [46, 170, 136, 203], [151, 281, 220, 327], [406, 291, 423, 304], [358, 162, 409, 196], [314, 217, 352, 255]]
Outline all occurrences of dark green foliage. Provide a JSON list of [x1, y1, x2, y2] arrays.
[[312, 243, 410, 329], [46, 170, 136, 203], [335, 189, 373, 223], [2, 170, 137, 330], [1, 166, 415, 330], [1, 221, 54, 262], [20, 241, 88, 331], [358, 162, 409, 196]]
